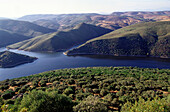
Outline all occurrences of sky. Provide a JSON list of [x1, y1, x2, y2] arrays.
[[0, 0, 170, 18]]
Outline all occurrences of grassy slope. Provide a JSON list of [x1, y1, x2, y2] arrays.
[[0, 29, 31, 48], [0, 19, 55, 37], [66, 21, 170, 58], [7, 23, 112, 52], [0, 51, 37, 68]]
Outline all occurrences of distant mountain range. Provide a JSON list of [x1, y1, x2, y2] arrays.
[[0, 29, 31, 48], [0, 19, 55, 37], [19, 13, 150, 31], [66, 21, 170, 58], [111, 11, 170, 16], [18, 11, 170, 31], [0, 51, 37, 68], [0, 11, 169, 58], [18, 13, 100, 22], [111, 11, 170, 21], [0, 17, 9, 20], [7, 23, 112, 52], [0, 19, 55, 47]]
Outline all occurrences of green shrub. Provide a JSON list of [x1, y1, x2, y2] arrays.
[[121, 96, 170, 112], [63, 87, 74, 96], [0, 97, 4, 107], [68, 79, 75, 85], [1, 90, 15, 100], [69, 94, 75, 100], [100, 89, 108, 96], [104, 93, 113, 102], [14, 87, 21, 92], [73, 95, 108, 112], [4, 99, 15, 104], [18, 90, 74, 112], [39, 80, 46, 87], [93, 89, 100, 94]]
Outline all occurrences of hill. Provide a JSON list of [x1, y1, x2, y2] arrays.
[[7, 23, 112, 52], [111, 11, 170, 16], [0, 67, 169, 111], [111, 11, 170, 21], [19, 13, 152, 31], [0, 51, 37, 68], [66, 21, 170, 58], [0, 29, 31, 48], [0, 19, 55, 37], [32, 14, 150, 31], [18, 13, 99, 22], [18, 11, 170, 31], [0, 17, 9, 20], [33, 19, 60, 30]]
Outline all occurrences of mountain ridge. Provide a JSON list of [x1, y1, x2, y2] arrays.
[[0, 19, 55, 37], [66, 21, 170, 58], [0, 29, 31, 48], [7, 23, 112, 52], [17, 11, 170, 31]]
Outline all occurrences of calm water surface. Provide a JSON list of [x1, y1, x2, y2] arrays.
[[0, 47, 169, 81]]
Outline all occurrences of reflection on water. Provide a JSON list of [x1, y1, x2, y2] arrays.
[[0, 47, 169, 81], [70, 54, 170, 62]]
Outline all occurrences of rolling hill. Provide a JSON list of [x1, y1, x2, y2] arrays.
[[0, 29, 31, 47], [32, 14, 150, 31], [0, 51, 37, 68], [33, 19, 60, 30], [0, 19, 55, 37], [111, 11, 170, 21], [0, 17, 9, 20], [18, 13, 99, 22], [18, 11, 170, 31], [66, 21, 170, 58], [111, 11, 170, 16], [7, 23, 112, 52]]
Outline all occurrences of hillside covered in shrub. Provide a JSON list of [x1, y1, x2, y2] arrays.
[[0, 67, 169, 111]]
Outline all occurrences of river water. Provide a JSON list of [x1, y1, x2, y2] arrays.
[[0, 47, 169, 81]]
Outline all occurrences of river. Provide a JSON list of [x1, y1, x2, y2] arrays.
[[0, 47, 169, 81]]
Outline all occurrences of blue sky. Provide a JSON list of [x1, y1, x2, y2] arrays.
[[0, 0, 170, 18]]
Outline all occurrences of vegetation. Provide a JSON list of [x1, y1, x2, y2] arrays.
[[73, 95, 108, 112], [18, 90, 74, 112], [0, 51, 37, 68], [0, 67, 169, 111], [66, 21, 170, 58], [121, 96, 170, 112], [7, 23, 112, 52]]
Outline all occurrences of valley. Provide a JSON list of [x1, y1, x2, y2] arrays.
[[0, 48, 169, 81], [0, 10, 169, 112], [7, 23, 112, 52]]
